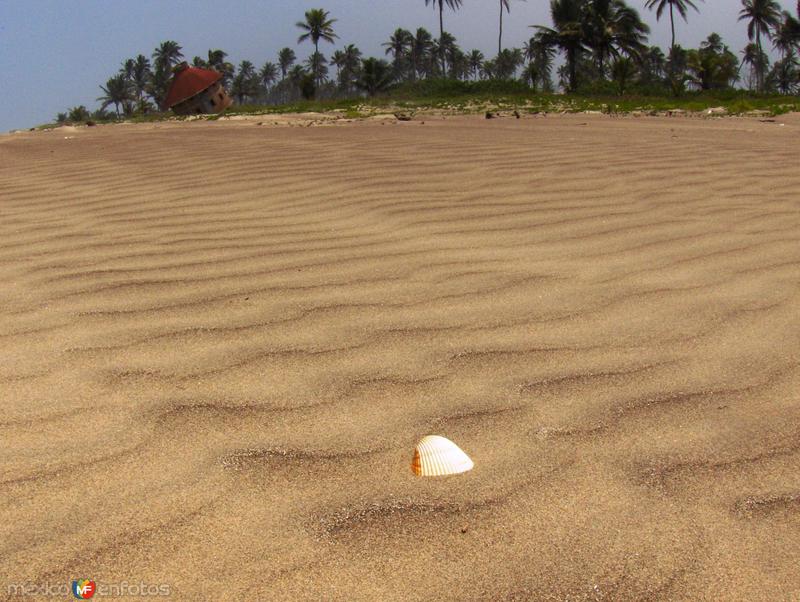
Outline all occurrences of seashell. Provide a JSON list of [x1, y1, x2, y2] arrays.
[[411, 435, 474, 477]]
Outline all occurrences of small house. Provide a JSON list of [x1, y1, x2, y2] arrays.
[[163, 62, 232, 115]]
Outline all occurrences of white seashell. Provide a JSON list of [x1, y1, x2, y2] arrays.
[[411, 435, 474, 477]]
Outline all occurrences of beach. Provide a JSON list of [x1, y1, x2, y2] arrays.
[[1, 113, 799, 600]]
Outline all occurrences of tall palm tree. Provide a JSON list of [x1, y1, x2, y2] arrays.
[[499, 1, 527, 55], [98, 74, 133, 117], [644, 0, 702, 58], [533, 0, 587, 92], [278, 48, 297, 80], [296, 8, 338, 84], [739, 0, 782, 90], [425, 0, 464, 75]]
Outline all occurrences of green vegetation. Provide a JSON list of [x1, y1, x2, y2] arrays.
[[185, 87, 800, 118], [48, 0, 799, 127]]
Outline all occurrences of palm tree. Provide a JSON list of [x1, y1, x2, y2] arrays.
[[288, 65, 307, 89], [68, 106, 91, 122], [639, 45, 666, 84], [644, 0, 702, 58], [702, 31, 724, 53], [493, 48, 525, 78], [449, 48, 470, 79], [739, 0, 782, 90], [150, 40, 184, 106], [769, 55, 799, 93], [238, 60, 256, 81], [357, 58, 394, 96], [411, 28, 435, 79], [130, 55, 151, 103], [278, 48, 297, 80], [207, 49, 234, 86], [340, 44, 363, 91], [260, 62, 278, 90], [98, 74, 133, 117], [286, 67, 315, 100], [740, 41, 770, 90], [686, 33, 739, 90], [467, 49, 485, 79], [499, 1, 527, 55], [305, 52, 329, 85], [152, 40, 183, 73], [433, 31, 462, 77], [384, 28, 414, 77], [120, 59, 135, 82], [611, 56, 636, 92], [522, 61, 540, 88], [331, 50, 346, 81], [482, 58, 498, 79], [524, 33, 556, 90], [533, 0, 587, 92], [296, 8, 338, 84], [425, 0, 463, 75], [773, 10, 800, 59], [585, 0, 650, 75], [231, 61, 260, 104]]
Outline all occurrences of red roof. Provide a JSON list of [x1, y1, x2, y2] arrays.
[[163, 64, 223, 109]]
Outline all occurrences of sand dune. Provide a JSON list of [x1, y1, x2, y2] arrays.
[[1, 113, 799, 601]]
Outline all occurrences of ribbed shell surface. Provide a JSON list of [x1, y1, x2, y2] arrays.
[[411, 435, 474, 477]]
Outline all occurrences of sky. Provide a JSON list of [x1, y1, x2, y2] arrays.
[[0, 0, 785, 132]]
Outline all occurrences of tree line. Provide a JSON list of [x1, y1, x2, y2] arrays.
[[58, 0, 800, 123]]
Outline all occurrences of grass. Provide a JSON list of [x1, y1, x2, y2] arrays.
[[33, 85, 800, 130], [194, 91, 800, 117]]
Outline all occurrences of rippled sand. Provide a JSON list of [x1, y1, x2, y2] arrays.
[[1, 114, 799, 601]]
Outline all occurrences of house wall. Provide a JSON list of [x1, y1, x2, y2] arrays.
[[172, 82, 233, 115]]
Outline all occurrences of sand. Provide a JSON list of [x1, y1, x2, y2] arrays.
[[1, 113, 799, 601]]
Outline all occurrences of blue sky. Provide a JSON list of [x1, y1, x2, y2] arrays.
[[0, 0, 777, 132]]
